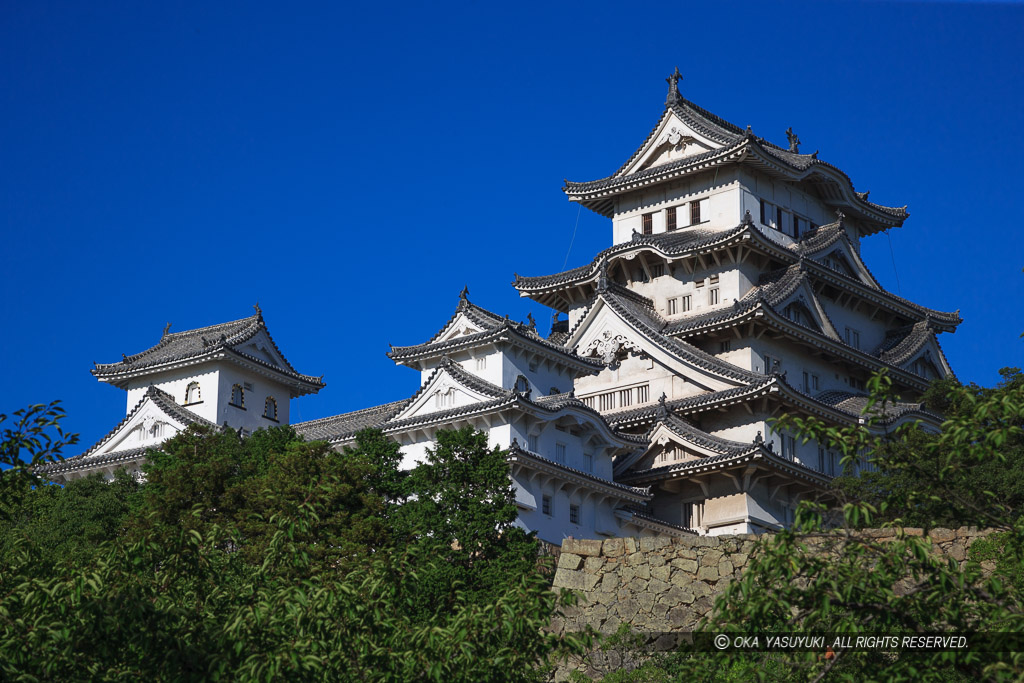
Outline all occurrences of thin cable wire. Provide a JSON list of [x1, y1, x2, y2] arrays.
[[563, 204, 582, 269], [885, 229, 903, 296]]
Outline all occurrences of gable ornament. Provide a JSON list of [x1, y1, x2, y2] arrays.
[[581, 329, 642, 368]]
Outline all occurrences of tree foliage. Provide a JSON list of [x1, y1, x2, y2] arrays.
[[0, 414, 586, 680]]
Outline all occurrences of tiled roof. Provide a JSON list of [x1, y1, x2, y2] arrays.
[[292, 400, 407, 442], [38, 386, 217, 475], [619, 447, 831, 486], [506, 442, 651, 500], [599, 288, 765, 384], [814, 390, 933, 422], [387, 295, 601, 371], [877, 321, 933, 365], [513, 224, 741, 292], [606, 379, 777, 428], [563, 87, 907, 228], [92, 310, 324, 390], [651, 414, 754, 456]]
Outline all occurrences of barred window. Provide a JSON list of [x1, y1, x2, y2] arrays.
[[637, 385, 650, 403], [666, 206, 677, 231], [690, 201, 701, 225], [542, 495, 552, 516], [569, 504, 580, 525], [709, 287, 720, 305], [230, 384, 245, 408], [642, 212, 653, 235]]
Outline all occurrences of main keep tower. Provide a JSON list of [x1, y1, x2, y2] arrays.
[[513, 70, 959, 533]]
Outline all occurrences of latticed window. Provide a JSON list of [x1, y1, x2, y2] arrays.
[[681, 295, 692, 312], [598, 393, 615, 411], [569, 504, 580, 525], [667, 298, 678, 315], [230, 384, 244, 407], [666, 206, 677, 231], [690, 200, 701, 225], [619, 388, 632, 407], [264, 397, 278, 421], [555, 443, 566, 463], [637, 385, 650, 403], [709, 287, 720, 305], [185, 382, 201, 405], [642, 212, 653, 235], [542, 495, 552, 516]]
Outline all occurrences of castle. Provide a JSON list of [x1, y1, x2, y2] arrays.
[[42, 72, 959, 543]]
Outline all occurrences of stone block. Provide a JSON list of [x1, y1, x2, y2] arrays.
[[929, 528, 956, 543], [628, 552, 646, 567], [628, 577, 649, 593], [634, 564, 651, 580], [651, 565, 671, 583], [594, 590, 616, 606], [603, 538, 625, 557], [623, 537, 638, 554], [584, 556, 604, 574], [718, 559, 735, 577], [652, 602, 669, 619], [649, 553, 666, 567], [671, 558, 698, 573], [554, 568, 586, 591], [675, 548, 698, 560], [696, 566, 719, 582], [640, 536, 671, 552], [648, 577, 670, 594], [601, 573, 619, 591], [693, 596, 715, 616], [564, 538, 603, 557], [731, 553, 749, 568], [667, 606, 690, 628], [637, 592, 656, 613], [620, 566, 636, 584], [557, 553, 584, 571], [904, 527, 924, 537], [584, 572, 601, 591], [947, 542, 966, 562], [702, 549, 723, 566], [616, 598, 639, 620]]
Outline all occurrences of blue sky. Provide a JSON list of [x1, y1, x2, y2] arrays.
[[2, 1, 1022, 451]]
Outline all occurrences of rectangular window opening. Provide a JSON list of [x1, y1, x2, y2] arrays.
[[542, 495, 552, 516], [569, 504, 580, 525], [642, 212, 653, 235], [690, 201, 701, 225], [666, 206, 677, 231]]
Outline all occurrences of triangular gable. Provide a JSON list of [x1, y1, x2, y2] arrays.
[[234, 328, 287, 368], [567, 296, 740, 392], [618, 109, 727, 177], [900, 338, 954, 381], [772, 280, 838, 339], [434, 311, 489, 343], [90, 395, 196, 458], [811, 237, 881, 289], [391, 363, 508, 422]]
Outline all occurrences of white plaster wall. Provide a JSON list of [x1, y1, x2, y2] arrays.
[[125, 365, 221, 425], [216, 367, 293, 431]]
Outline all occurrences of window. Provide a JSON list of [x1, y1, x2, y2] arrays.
[[651, 263, 664, 278], [476, 356, 487, 371], [527, 434, 538, 451], [690, 200, 701, 225], [230, 384, 245, 408], [680, 295, 692, 312], [637, 385, 650, 403], [760, 199, 767, 225], [719, 340, 731, 353], [619, 388, 633, 407], [434, 388, 455, 408], [642, 212, 653, 235], [818, 446, 826, 473], [584, 453, 593, 472], [781, 435, 796, 460], [263, 397, 278, 421], [764, 354, 777, 373], [802, 371, 809, 392], [555, 443, 567, 463], [569, 504, 580, 525], [776, 206, 783, 232], [667, 298, 678, 315], [598, 393, 615, 411], [185, 382, 201, 405], [666, 206, 677, 231], [845, 327, 861, 349], [514, 375, 530, 394], [812, 374, 819, 390], [850, 376, 866, 391], [542, 495, 552, 516], [793, 216, 802, 238], [708, 288, 720, 305]]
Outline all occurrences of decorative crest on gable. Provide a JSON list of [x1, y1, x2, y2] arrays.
[[581, 329, 642, 368]]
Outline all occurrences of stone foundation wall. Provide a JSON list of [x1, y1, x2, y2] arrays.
[[549, 528, 993, 680]]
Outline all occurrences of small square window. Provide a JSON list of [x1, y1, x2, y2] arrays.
[[708, 288, 720, 305], [584, 453, 593, 472], [681, 295, 692, 312], [476, 356, 487, 371], [569, 504, 580, 525], [542, 495, 552, 516], [667, 298, 678, 315], [719, 340, 731, 353], [527, 434, 538, 452]]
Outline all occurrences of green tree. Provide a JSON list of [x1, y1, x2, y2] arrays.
[[398, 426, 542, 620]]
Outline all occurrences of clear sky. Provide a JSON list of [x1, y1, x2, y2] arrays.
[[2, 1, 1022, 452]]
